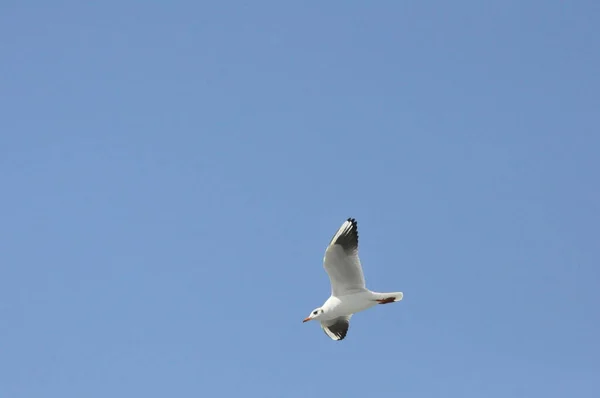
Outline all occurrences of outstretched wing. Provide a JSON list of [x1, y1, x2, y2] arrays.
[[321, 315, 352, 341], [323, 218, 366, 296]]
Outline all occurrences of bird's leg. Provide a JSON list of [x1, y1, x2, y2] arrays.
[[375, 297, 396, 304]]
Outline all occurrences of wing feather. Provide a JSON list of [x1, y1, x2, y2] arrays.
[[323, 218, 366, 296], [321, 315, 352, 341]]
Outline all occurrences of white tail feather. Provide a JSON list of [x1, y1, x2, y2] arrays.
[[371, 291, 404, 303]]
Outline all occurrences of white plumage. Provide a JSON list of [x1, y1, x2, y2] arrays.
[[303, 218, 404, 341]]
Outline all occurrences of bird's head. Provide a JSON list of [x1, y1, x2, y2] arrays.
[[303, 307, 325, 323]]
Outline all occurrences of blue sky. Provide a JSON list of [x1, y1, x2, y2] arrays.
[[1, 1, 599, 397]]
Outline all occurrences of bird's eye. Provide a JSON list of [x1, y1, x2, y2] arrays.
[[313, 311, 318, 315]]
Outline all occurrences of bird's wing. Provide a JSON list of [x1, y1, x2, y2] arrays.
[[321, 315, 352, 341], [323, 218, 366, 296]]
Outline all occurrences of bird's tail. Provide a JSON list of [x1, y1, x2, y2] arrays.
[[371, 291, 404, 304]]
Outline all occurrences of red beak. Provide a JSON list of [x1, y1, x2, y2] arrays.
[[302, 317, 311, 323]]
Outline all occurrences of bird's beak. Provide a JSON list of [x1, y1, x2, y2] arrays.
[[302, 317, 312, 323]]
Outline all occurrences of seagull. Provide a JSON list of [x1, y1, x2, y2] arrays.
[[303, 218, 403, 341]]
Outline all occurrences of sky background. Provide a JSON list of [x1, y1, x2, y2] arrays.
[[1, 1, 599, 397]]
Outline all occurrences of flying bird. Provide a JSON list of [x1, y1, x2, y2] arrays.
[[303, 218, 403, 341]]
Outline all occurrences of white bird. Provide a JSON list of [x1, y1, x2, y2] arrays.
[[303, 218, 403, 341]]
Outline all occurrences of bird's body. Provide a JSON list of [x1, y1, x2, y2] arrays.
[[319, 291, 376, 320], [303, 218, 403, 341]]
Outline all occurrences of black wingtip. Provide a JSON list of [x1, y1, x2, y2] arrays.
[[322, 318, 350, 341], [328, 218, 359, 252], [347, 218, 358, 236]]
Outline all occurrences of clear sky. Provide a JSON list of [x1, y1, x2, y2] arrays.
[[1, 1, 599, 397]]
